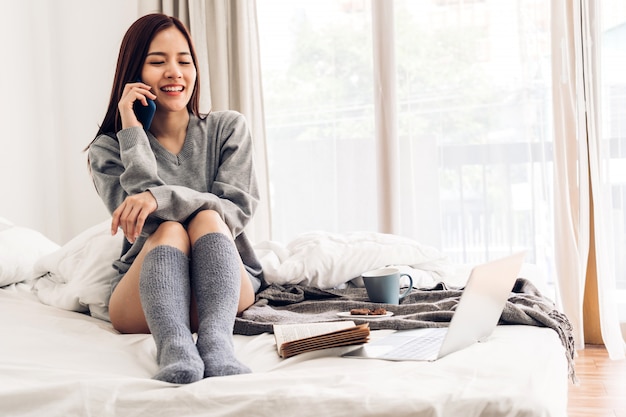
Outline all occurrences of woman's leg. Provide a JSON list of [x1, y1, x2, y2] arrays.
[[186, 210, 256, 314], [187, 210, 253, 377], [108, 221, 203, 384]]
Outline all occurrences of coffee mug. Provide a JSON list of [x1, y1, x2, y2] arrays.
[[361, 267, 414, 304]]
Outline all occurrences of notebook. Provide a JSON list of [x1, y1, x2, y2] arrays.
[[342, 251, 526, 361]]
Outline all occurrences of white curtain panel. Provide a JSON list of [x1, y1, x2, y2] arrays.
[[552, 0, 625, 356], [190, 0, 272, 243], [139, 0, 272, 243], [579, 0, 626, 358], [371, 0, 401, 234], [551, 0, 589, 351]]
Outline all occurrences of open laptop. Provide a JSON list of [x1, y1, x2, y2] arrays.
[[342, 251, 526, 362]]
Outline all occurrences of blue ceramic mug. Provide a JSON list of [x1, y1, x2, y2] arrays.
[[361, 267, 414, 304]]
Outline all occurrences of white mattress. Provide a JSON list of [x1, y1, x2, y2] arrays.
[[0, 283, 568, 417]]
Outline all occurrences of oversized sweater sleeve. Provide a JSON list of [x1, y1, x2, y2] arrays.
[[88, 112, 259, 238], [88, 134, 131, 215], [88, 127, 164, 217], [148, 113, 259, 237]]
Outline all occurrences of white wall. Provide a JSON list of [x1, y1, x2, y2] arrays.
[[0, 0, 139, 243]]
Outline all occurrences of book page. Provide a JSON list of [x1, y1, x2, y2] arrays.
[[278, 325, 370, 357], [273, 321, 357, 346]]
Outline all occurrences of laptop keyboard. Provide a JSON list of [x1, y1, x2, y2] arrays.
[[381, 328, 446, 360]]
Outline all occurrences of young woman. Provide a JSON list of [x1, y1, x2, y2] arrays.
[[86, 13, 263, 384]]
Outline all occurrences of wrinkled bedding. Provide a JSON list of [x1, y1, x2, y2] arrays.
[[255, 230, 453, 288], [0, 218, 571, 416], [29, 221, 454, 320], [0, 282, 569, 417], [235, 278, 575, 381]]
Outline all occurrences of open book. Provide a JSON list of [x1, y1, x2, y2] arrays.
[[273, 321, 370, 359]]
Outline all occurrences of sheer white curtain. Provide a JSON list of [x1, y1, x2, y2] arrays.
[[371, 0, 400, 234], [583, 0, 626, 357], [551, 0, 590, 352], [582, 0, 626, 358], [139, 0, 272, 243], [552, 0, 625, 357]]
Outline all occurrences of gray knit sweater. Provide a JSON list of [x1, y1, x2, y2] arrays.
[[88, 110, 263, 281]]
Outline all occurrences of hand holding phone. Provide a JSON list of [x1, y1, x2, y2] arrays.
[[133, 80, 156, 130]]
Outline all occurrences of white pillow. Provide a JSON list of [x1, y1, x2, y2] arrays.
[[254, 231, 453, 289], [33, 220, 123, 321], [0, 216, 14, 230], [0, 222, 60, 287]]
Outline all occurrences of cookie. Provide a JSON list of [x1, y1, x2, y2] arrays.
[[350, 308, 371, 315], [350, 307, 387, 315]]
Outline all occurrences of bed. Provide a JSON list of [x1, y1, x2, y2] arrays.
[[0, 217, 573, 417]]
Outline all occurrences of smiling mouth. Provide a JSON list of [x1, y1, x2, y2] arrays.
[[161, 86, 184, 92]]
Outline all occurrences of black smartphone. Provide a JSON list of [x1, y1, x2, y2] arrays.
[[133, 80, 156, 130]]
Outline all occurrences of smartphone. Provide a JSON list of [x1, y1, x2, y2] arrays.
[[133, 80, 156, 130]]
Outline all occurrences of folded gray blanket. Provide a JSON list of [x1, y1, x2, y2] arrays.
[[235, 278, 575, 382]]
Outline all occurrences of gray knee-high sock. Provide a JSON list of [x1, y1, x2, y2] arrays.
[[139, 245, 204, 384], [191, 233, 251, 377]]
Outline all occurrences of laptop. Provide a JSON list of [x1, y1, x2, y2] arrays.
[[342, 251, 526, 362]]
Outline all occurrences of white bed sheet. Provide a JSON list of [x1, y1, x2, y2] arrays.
[[0, 284, 568, 417]]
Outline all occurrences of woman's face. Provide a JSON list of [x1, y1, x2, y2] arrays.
[[141, 26, 197, 115]]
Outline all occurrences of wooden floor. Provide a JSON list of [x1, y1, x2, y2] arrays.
[[568, 344, 626, 417]]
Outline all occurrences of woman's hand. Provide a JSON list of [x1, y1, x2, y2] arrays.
[[118, 81, 157, 129], [111, 191, 158, 244]]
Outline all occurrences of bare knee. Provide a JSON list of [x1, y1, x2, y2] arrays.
[[187, 210, 231, 244], [145, 221, 191, 255]]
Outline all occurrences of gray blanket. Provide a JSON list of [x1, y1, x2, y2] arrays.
[[235, 278, 576, 382]]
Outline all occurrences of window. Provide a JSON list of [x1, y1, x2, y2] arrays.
[[393, 0, 552, 267], [258, 0, 554, 281], [258, 0, 376, 241]]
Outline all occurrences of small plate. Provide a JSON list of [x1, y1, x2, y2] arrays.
[[337, 311, 394, 319]]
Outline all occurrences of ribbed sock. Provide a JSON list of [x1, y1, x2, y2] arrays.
[[191, 233, 251, 377], [139, 245, 204, 384]]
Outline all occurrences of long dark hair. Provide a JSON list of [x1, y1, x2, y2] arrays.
[[87, 14, 201, 148]]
